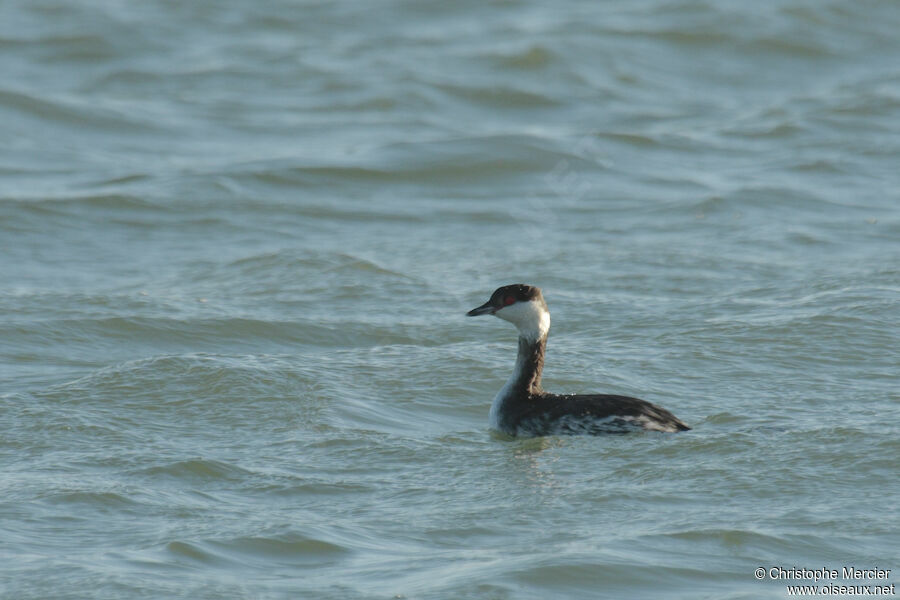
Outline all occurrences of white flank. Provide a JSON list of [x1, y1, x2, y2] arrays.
[[488, 351, 524, 431], [634, 414, 681, 433]]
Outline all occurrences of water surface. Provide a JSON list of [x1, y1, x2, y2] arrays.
[[1, 1, 898, 598]]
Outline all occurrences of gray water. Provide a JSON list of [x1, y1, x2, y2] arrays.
[[2, 1, 899, 598]]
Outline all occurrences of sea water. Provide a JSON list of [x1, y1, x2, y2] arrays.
[[1, 1, 898, 598]]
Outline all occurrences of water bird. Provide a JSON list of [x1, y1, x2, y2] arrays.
[[467, 284, 690, 436]]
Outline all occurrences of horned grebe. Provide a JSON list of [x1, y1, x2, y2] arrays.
[[467, 284, 690, 436]]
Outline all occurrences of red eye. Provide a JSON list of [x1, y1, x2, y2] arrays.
[[503, 295, 515, 306]]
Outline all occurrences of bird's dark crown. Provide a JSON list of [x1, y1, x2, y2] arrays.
[[488, 284, 544, 308]]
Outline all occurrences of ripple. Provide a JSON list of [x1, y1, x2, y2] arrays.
[[593, 131, 662, 147], [206, 532, 351, 567], [222, 133, 573, 190], [491, 44, 556, 70], [1, 193, 160, 213], [44, 491, 139, 508], [743, 36, 833, 58], [165, 540, 225, 566], [137, 459, 253, 483], [6, 315, 430, 352], [434, 82, 561, 108], [0, 89, 163, 132]]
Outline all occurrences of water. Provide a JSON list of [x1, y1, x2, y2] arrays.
[[2, 1, 899, 598]]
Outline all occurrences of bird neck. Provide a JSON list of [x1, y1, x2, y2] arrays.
[[510, 333, 547, 396]]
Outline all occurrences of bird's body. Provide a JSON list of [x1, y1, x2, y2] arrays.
[[468, 284, 690, 437]]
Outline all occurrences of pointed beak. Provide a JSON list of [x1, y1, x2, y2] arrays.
[[466, 301, 495, 317]]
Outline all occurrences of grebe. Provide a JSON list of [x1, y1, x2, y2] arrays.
[[467, 284, 690, 436]]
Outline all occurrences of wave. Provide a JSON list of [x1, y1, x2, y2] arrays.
[[0, 88, 165, 133]]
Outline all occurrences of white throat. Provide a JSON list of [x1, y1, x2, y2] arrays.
[[494, 299, 550, 342], [488, 299, 550, 431]]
